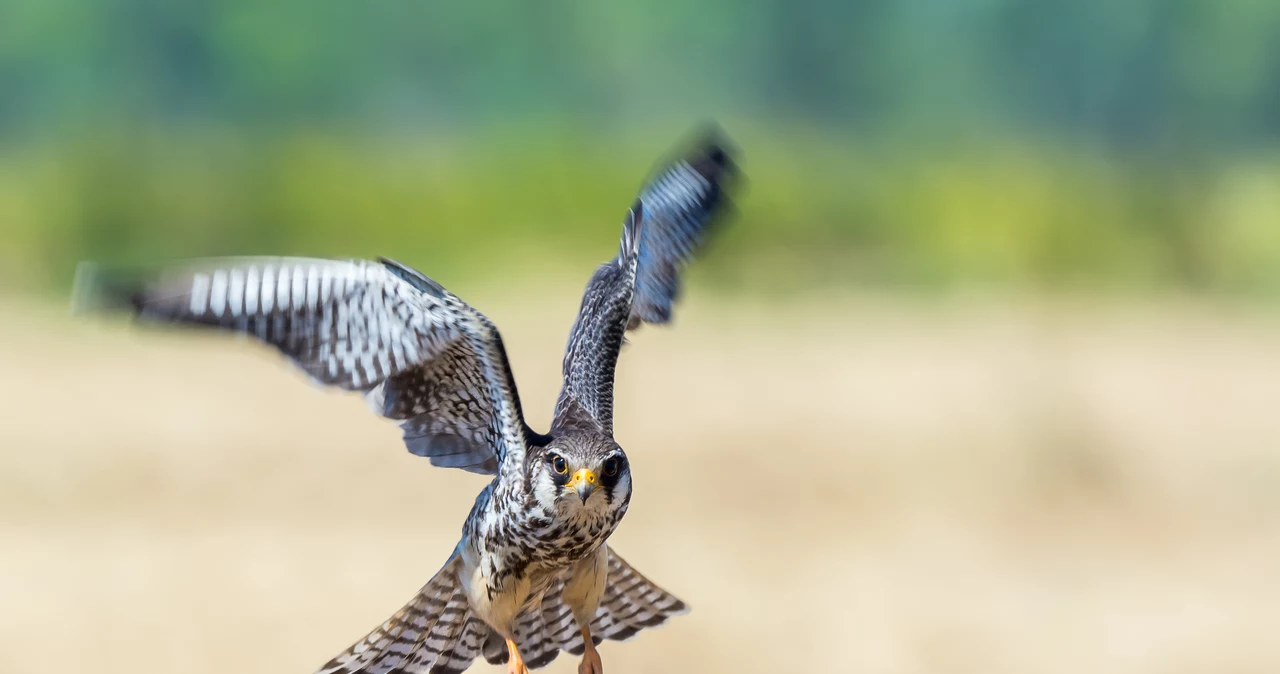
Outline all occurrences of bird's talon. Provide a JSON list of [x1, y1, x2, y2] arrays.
[[578, 648, 603, 674], [578, 630, 603, 674], [506, 637, 529, 674]]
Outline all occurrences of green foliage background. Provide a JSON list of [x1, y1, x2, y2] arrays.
[[3, 0, 1280, 295]]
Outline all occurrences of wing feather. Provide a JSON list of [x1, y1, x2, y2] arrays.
[[76, 256, 541, 474], [554, 129, 738, 432], [316, 555, 481, 674]]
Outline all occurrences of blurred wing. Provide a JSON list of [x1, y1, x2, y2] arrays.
[[553, 130, 737, 433], [77, 256, 541, 474]]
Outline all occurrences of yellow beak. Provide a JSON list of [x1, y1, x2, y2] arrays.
[[569, 468, 598, 503]]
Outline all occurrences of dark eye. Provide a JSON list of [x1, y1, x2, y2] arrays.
[[603, 457, 619, 477], [551, 455, 567, 474]]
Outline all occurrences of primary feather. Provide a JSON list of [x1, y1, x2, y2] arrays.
[[555, 129, 738, 433], [74, 127, 739, 674], [76, 256, 540, 475]]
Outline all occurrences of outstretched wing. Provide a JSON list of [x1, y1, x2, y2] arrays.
[[553, 130, 737, 433], [75, 256, 544, 475]]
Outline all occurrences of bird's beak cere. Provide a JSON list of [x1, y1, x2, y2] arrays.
[[569, 468, 598, 503]]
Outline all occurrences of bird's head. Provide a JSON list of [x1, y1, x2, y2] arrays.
[[531, 432, 631, 518]]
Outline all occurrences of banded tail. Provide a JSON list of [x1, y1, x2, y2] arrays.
[[317, 548, 686, 673], [483, 547, 689, 670]]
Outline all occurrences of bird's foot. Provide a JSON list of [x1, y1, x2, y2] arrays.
[[578, 632, 603, 674], [506, 637, 529, 674]]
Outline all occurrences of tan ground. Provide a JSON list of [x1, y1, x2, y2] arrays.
[[3, 290, 1280, 674]]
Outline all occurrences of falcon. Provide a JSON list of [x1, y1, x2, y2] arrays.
[[75, 131, 737, 674]]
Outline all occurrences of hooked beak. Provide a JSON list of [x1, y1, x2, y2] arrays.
[[569, 468, 598, 503]]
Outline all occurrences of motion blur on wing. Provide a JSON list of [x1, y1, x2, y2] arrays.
[[74, 128, 739, 674]]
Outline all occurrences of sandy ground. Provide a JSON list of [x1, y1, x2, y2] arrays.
[[3, 291, 1280, 674]]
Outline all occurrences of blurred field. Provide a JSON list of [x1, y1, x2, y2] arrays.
[[4, 289, 1280, 674], [7, 135, 1280, 297]]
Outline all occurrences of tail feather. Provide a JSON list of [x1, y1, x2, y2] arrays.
[[585, 547, 687, 647], [540, 588, 581, 653], [487, 547, 687, 667], [515, 608, 562, 670], [480, 600, 565, 669], [316, 554, 483, 674], [329, 549, 685, 673]]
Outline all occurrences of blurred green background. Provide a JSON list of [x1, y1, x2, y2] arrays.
[[4, 0, 1280, 296], [8, 5, 1280, 674]]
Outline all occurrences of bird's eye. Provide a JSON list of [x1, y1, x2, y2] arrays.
[[603, 458, 619, 477], [551, 455, 567, 475]]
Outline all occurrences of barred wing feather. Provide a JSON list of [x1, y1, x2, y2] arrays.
[[77, 256, 538, 474], [316, 555, 487, 674], [555, 130, 737, 433]]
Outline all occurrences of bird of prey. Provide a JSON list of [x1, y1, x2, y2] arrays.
[[76, 131, 737, 674]]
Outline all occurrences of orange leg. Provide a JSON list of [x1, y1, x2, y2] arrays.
[[506, 637, 529, 674], [578, 626, 603, 674]]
